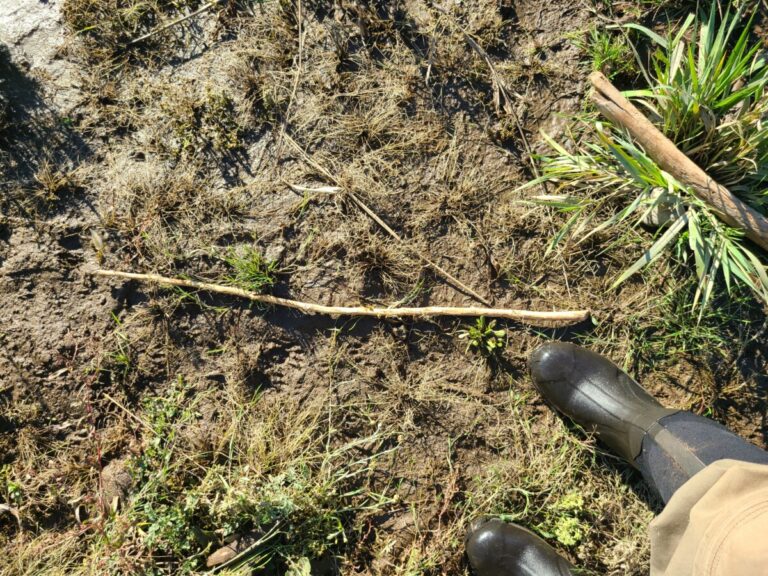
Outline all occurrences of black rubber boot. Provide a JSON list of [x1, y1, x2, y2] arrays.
[[529, 342, 768, 502], [635, 411, 768, 502], [529, 342, 678, 463], [465, 518, 575, 576]]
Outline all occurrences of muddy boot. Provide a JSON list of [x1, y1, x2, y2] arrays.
[[529, 342, 768, 502], [465, 518, 575, 576]]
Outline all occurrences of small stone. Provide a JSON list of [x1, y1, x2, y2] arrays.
[[206, 543, 239, 567], [206, 532, 261, 567], [100, 459, 132, 511], [640, 187, 685, 228]]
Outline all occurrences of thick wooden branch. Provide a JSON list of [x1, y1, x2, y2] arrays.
[[589, 71, 768, 253], [92, 269, 590, 326]]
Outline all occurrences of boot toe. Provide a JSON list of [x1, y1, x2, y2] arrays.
[[528, 341, 674, 463], [529, 342, 577, 389], [466, 518, 573, 576], [465, 518, 524, 575], [466, 516, 493, 543]]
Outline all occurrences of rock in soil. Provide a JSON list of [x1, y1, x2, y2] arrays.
[[206, 531, 263, 568], [100, 459, 132, 511]]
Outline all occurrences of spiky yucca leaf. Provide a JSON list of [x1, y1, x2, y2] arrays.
[[523, 4, 768, 313]]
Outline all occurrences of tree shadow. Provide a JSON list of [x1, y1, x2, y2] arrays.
[[0, 43, 91, 214]]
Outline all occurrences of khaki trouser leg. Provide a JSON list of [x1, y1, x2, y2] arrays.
[[649, 459, 768, 576]]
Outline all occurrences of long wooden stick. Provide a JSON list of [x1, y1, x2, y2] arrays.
[[92, 269, 589, 326], [589, 71, 768, 252]]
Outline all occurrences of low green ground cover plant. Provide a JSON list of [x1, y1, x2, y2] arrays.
[[94, 379, 396, 574], [458, 316, 507, 356]]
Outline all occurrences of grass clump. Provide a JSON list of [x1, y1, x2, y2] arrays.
[[571, 27, 636, 79], [224, 246, 278, 293], [41, 379, 398, 575], [62, 0, 205, 63], [625, 275, 759, 366], [526, 3, 768, 312], [0, 160, 87, 219], [114, 382, 206, 572]]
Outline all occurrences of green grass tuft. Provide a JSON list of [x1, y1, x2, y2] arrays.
[[224, 247, 278, 293], [571, 27, 636, 79]]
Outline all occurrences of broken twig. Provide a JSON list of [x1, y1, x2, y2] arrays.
[[128, 0, 223, 46], [287, 183, 341, 195], [92, 269, 590, 326]]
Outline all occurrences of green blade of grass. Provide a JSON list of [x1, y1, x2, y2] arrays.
[[611, 213, 688, 289], [622, 23, 668, 49]]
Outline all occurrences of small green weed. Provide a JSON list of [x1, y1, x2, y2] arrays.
[[537, 492, 587, 547], [162, 88, 243, 160], [92, 379, 212, 573], [1, 465, 23, 508], [286, 556, 312, 576], [224, 246, 278, 293], [552, 516, 583, 547], [552, 493, 586, 546], [33, 160, 81, 206], [458, 317, 506, 356]]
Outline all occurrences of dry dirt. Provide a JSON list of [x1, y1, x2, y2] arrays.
[[1, 1, 766, 575]]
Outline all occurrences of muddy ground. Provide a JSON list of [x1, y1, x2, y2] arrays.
[[1, 1, 766, 575]]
